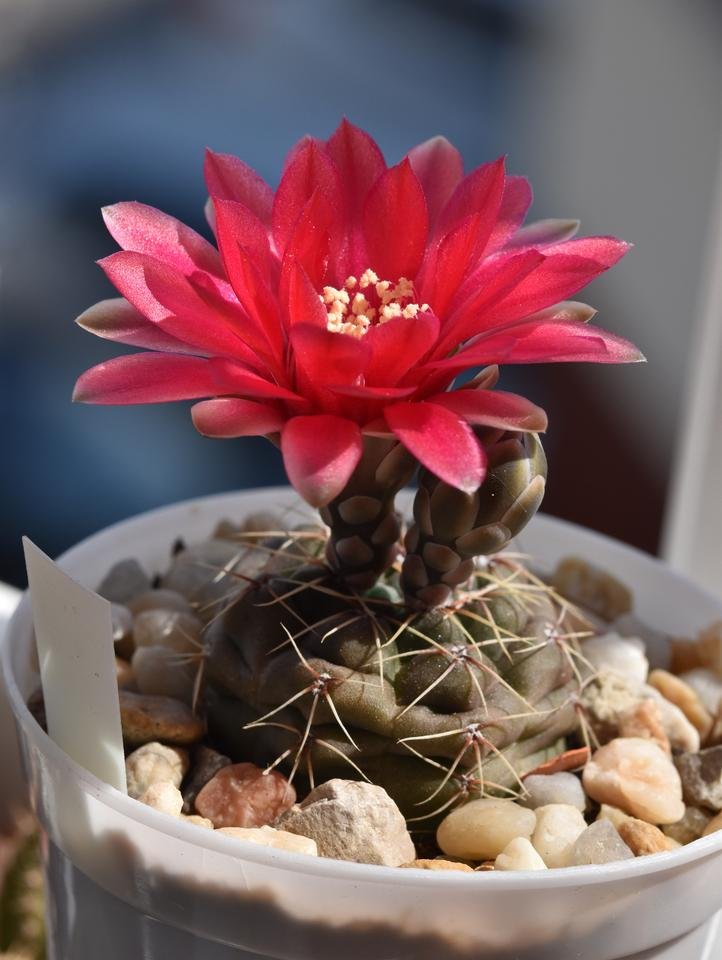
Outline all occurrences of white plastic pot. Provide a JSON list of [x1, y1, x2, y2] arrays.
[[3, 487, 722, 960]]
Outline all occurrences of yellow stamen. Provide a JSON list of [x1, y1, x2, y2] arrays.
[[323, 268, 429, 336]]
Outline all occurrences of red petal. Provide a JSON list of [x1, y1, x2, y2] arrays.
[[204, 150, 274, 224], [281, 415, 363, 507], [102, 203, 222, 277], [429, 388, 548, 432], [538, 236, 631, 267], [429, 319, 644, 373], [328, 384, 416, 400], [290, 324, 370, 391], [214, 244, 285, 362], [99, 251, 266, 363], [363, 159, 428, 280], [363, 310, 440, 385], [508, 218, 580, 249], [435, 157, 506, 241], [213, 198, 273, 287], [407, 136, 463, 227], [384, 401, 486, 492], [285, 261, 328, 328], [191, 397, 284, 437], [72, 353, 284, 405], [75, 298, 201, 355], [279, 190, 334, 299], [326, 119, 385, 275], [487, 176, 533, 251], [272, 140, 342, 255]]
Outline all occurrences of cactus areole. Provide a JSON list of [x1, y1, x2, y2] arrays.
[[74, 121, 643, 816]]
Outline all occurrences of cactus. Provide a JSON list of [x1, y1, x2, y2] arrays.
[[205, 450, 590, 822]]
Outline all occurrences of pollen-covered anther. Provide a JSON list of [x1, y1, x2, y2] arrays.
[[324, 268, 429, 336]]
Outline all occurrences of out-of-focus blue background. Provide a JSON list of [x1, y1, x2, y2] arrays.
[[2, 0, 721, 586]]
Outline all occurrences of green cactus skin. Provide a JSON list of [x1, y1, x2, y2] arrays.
[[205, 544, 585, 821]]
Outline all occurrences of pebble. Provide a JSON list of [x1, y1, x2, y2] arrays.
[[131, 645, 196, 705], [568, 819, 635, 866], [138, 780, 184, 816], [662, 806, 712, 845], [115, 657, 135, 689], [218, 825, 318, 856], [582, 737, 685, 824], [520, 772, 586, 812], [161, 539, 267, 619], [111, 604, 135, 660], [531, 804, 587, 868], [582, 671, 700, 753], [401, 859, 474, 873], [125, 741, 189, 800], [670, 623, 722, 677], [581, 633, 649, 686], [182, 814, 214, 830], [495, 836, 548, 872], [98, 559, 151, 605], [675, 746, 722, 811], [128, 589, 193, 617], [436, 799, 536, 861], [119, 690, 205, 746], [182, 745, 232, 814], [552, 556, 632, 621], [277, 779, 415, 867], [648, 669, 712, 739], [618, 699, 671, 754], [133, 609, 203, 654], [617, 818, 676, 856], [596, 804, 631, 830], [195, 763, 295, 829], [702, 810, 722, 837], [679, 669, 722, 715]]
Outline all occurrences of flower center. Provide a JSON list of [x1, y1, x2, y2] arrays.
[[321, 268, 429, 338]]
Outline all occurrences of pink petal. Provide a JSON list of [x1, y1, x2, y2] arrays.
[[429, 388, 548, 432], [363, 159, 428, 281], [407, 136, 464, 227], [204, 150, 274, 224], [75, 298, 201, 355], [72, 353, 278, 405], [281, 415, 363, 507], [99, 251, 267, 363], [384, 401, 486, 492], [326, 119, 385, 275], [363, 309, 440, 385], [103, 203, 222, 278], [272, 139, 342, 255], [537, 236, 631, 267], [486, 175, 533, 251], [428, 319, 644, 373], [191, 397, 284, 437], [508, 218, 580, 249]]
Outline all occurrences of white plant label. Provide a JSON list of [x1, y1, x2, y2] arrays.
[[23, 538, 127, 793]]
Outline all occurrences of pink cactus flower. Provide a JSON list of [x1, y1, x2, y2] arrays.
[[74, 119, 642, 506]]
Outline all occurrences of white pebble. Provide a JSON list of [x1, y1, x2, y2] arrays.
[[138, 780, 184, 817], [521, 772, 586, 812], [182, 815, 214, 830], [495, 836, 547, 871], [125, 742, 188, 800], [596, 804, 631, 830], [568, 819, 634, 865], [581, 633, 649, 685], [437, 799, 536, 860], [218, 825, 318, 856], [531, 804, 587, 868], [583, 738, 685, 824]]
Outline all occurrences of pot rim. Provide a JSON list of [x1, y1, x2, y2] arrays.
[[4, 484, 722, 890]]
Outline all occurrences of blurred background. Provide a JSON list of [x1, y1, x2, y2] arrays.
[[1, 0, 721, 587]]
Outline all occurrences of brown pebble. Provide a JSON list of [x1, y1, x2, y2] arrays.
[[552, 557, 632, 621], [523, 747, 590, 779], [618, 818, 676, 856], [401, 859, 474, 873], [618, 699, 671, 754], [115, 657, 135, 689], [702, 810, 722, 836], [182, 745, 232, 814], [119, 690, 205, 746], [475, 861, 496, 871], [648, 669, 713, 739], [670, 623, 722, 678], [195, 762, 295, 829]]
